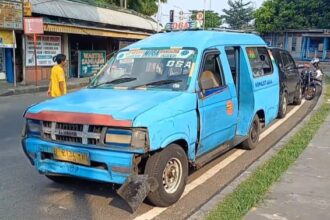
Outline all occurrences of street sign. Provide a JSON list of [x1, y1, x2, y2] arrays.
[[196, 12, 204, 21], [0, 30, 15, 48], [0, 1, 23, 30], [23, 17, 44, 86], [165, 21, 198, 31], [78, 51, 106, 78], [24, 17, 44, 35]]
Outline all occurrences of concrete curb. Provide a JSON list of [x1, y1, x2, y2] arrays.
[[0, 82, 89, 97], [188, 86, 326, 220]]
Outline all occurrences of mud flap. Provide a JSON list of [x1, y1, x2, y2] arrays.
[[117, 175, 158, 213]]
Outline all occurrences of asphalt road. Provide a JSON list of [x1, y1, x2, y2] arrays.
[[0, 91, 318, 220]]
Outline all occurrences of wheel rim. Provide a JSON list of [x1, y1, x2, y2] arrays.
[[162, 157, 183, 194], [306, 87, 315, 99], [282, 96, 287, 114], [251, 120, 259, 143]]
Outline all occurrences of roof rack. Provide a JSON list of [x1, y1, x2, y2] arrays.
[[208, 28, 258, 34]]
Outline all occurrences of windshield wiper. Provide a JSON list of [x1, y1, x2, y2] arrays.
[[90, 77, 137, 88], [132, 79, 182, 89]]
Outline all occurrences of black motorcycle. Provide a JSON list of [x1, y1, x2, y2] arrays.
[[300, 58, 324, 100], [300, 69, 317, 100]]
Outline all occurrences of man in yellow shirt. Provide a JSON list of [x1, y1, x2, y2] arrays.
[[48, 54, 67, 97]]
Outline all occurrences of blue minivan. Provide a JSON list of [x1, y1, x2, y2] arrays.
[[22, 30, 279, 210]]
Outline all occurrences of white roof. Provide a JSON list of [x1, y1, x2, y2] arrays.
[[31, 0, 159, 32]]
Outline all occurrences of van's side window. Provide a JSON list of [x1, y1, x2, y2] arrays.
[[199, 53, 225, 95], [246, 47, 273, 77]]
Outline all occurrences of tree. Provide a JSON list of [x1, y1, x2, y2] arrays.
[[92, 0, 166, 16], [254, 0, 330, 33], [222, 0, 254, 29], [190, 10, 222, 29]]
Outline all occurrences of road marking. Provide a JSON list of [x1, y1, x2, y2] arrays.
[[259, 100, 305, 140], [134, 101, 305, 220]]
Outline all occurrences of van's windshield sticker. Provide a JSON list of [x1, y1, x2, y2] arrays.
[[118, 49, 195, 60]]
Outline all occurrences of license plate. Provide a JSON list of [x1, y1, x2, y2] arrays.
[[53, 148, 90, 166]]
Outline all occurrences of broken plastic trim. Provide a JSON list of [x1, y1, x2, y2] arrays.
[[117, 175, 158, 213]]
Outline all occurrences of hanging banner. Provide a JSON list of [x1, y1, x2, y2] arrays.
[[0, 30, 15, 48], [0, 1, 23, 30], [23, 2, 32, 17], [78, 51, 106, 77], [25, 35, 61, 66]]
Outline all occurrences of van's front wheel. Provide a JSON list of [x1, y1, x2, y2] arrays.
[[145, 144, 188, 207], [241, 115, 260, 150]]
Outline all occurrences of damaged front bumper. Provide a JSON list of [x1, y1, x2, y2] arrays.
[[117, 175, 158, 212], [22, 137, 135, 184], [22, 137, 158, 212]]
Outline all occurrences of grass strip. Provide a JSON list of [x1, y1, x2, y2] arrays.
[[206, 78, 330, 220]]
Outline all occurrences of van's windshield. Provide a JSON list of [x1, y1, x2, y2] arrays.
[[90, 48, 197, 91]]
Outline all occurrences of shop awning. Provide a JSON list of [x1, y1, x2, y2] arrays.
[[43, 23, 149, 39], [302, 34, 330, 38], [31, 0, 159, 32]]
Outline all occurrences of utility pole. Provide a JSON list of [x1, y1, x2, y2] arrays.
[[203, 0, 206, 30], [157, 0, 161, 32]]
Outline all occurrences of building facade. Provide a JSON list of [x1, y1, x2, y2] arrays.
[[262, 29, 330, 62], [11, 0, 159, 85], [0, 0, 23, 84]]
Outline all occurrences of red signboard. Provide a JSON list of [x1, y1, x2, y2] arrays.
[[24, 17, 43, 34]]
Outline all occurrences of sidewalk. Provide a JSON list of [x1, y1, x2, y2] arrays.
[[245, 113, 330, 220], [0, 78, 89, 97]]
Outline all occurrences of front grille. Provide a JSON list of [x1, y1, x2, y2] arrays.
[[42, 122, 102, 145], [55, 135, 83, 144], [56, 123, 83, 132]]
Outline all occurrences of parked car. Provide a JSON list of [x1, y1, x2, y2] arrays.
[[269, 48, 302, 118], [22, 30, 280, 211]]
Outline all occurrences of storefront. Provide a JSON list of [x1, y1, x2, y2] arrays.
[[68, 35, 137, 77], [22, 0, 158, 84], [0, 0, 23, 84]]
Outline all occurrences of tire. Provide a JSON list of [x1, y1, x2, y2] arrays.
[[304, 84, 316, 100], [277, 92, 288, 119], [241, 115, 260, 150], [45, 174, 73, 183], [293, 85, 302, 105], [144, 144, 188, 207]]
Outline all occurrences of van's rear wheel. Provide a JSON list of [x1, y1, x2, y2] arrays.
[[241, 115, 260, 150], [293, 86, 302, 105], [144, 144, 188, 207], [278, 92, 288, 119]]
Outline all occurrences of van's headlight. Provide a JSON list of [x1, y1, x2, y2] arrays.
[[105, 128, 149, 150], [131, 129, 149, 149], [26, 119, 41, 136]]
